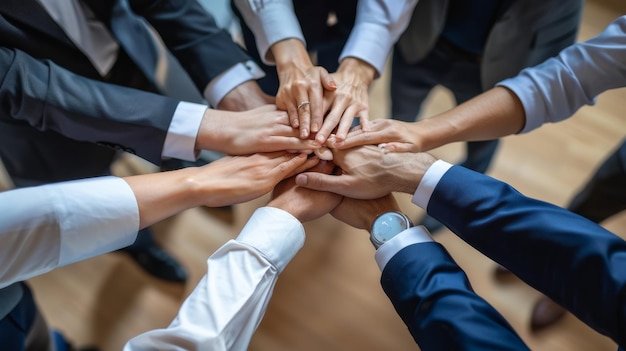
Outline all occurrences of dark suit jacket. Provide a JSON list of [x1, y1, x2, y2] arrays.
[[382, 165, 626, 349], [396, 0, 584, 89], [381, 241, 529, 350], [0, 0, 250, 181]]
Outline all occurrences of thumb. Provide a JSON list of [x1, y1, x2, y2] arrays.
[[320, 70, 337, 91], [277, 153, 309, 176], [295, 172, 346, 194]]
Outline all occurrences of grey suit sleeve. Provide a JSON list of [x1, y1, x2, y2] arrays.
[[0, 47, 179, 164]]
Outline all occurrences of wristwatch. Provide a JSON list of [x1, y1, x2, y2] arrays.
[[369, 211, 413, 249]]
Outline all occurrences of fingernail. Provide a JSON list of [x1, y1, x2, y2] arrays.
[[295, 174, 307, 186], [301, 129, 309, 138], [316, 134, 325, 144], [293, 119, 299, 127], [312, 123, 319, 132]]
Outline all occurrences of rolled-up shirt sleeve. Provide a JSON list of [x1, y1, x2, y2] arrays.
[[497, 15, 626, 133], [0, 176, 139, 288]]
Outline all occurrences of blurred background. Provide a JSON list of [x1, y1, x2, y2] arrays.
[[2, 0, 625, 349]]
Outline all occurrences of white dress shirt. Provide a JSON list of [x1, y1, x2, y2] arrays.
[[233, 0, 418, 76], [125, 207, 304, 350], [498, 15, 626, 133], [0, 178, 304, 349], [0, 177, 139, 288]]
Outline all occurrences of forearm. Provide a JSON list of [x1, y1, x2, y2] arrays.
[[124, 207, 304, 350], [382, 243, 529, 350], [498, 15, 626, 133], [132, 0, 251, 90], [427, 166, 626, 345], [123, 167, 207, 228], [416, 87, 525, 152], [0, 47, 177, 165], [273, 39, 313, 73]]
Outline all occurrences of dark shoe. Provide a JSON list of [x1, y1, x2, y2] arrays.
[[121, 245, 187, 283], [417, 214, 445, 233], [530, 296, 567, 331]]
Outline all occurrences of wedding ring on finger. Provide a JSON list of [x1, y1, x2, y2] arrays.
[[297, 100, 311, 110]]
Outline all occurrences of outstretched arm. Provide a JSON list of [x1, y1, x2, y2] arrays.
[[124, 161, 341, 350], [335, 15, 626, 152], [0, 151, 315, 288], [331, 196, 529, 350]]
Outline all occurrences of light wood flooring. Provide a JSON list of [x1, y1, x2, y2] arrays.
[[4, 1, 626, 349]]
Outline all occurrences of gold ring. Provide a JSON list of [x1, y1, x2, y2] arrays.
[[297, 100, 311, 110]]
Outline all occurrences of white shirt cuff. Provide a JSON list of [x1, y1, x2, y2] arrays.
[[340, 22, 394, 77], [374, 226, 433, 271], [235, 0, 304, 65], [57, 177, 139, 266], [412, 160, 453, 210], [162, 102, 207, 161], [203, 61, 265, 107], [236, 207, 305, 273]]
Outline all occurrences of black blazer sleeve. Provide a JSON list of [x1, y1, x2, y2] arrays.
[[428, 165, 626, 348], [0, 47, 179, 164], [128, 0, 252, 92], [381, 242, 530, 351]]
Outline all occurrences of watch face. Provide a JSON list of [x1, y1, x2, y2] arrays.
[[371, 212, 411, 246]]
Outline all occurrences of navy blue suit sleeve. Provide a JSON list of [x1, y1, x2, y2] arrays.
[[0, 47, 179, 165], [381, 242, 529, 351], [428, 165, 626, 347]]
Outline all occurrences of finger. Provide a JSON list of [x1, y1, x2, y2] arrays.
[[296, 96, 311, 138], [358, 110, 371, 132], [309, 82, 325, 135], [286, 155, 320, 178], [264, 136, 321, 152], [316, 98, 350, 144], [331, 129, 385, 149], [308, 159, 336, 174], [335, 105, 362, 141], [273, 152, 309, 178], [294, 172, 349, 195], [320, 69, 337, 91], [277, 95, 300, 129]]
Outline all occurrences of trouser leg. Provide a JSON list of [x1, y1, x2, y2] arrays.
[[568, 139, 626, 223]]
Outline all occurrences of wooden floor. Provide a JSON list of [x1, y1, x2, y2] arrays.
[[11, 1, 626, 350]]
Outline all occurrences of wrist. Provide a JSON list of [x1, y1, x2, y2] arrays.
[[196, 108, 227, 152], [392, 153, 437, 194], [266, 200, 304, 222], [273, 39, 312, 68], [338, 57, 376, 86], [369, 211, 413, 249], [413, 117, 454, 152]]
